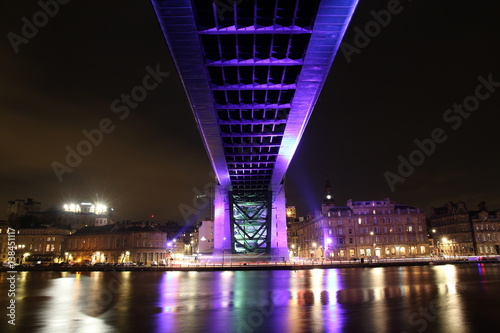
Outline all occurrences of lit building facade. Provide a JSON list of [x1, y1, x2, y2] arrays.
[[15, 227, 72, 264], [0, 222, 11, 264], [430, 201, 500, 256], [197, 220, 214, 254], [293, 198, 429, 259], [286, 206, 297, 220], [65, 224, 168, 264]]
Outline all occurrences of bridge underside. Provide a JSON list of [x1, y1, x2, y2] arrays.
[[152, 0, 358, 261]]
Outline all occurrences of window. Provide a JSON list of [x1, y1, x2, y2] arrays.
[[349, 238, 353, 244]]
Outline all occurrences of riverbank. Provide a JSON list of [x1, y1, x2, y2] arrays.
[[2, 259, 498, 272]]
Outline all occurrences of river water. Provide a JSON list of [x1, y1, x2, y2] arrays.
[[1, 264, 499, 333]]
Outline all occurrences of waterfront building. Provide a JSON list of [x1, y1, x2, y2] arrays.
[[158, 221, 197, 258], [15, 226, 72, 264], [321, 199, 429, 259], [430, 201, 500, 256], [0, 221, 10, 264], [291, 183, 429, 260], [65, 223, 168, 264], [197, 220, 214, 254]]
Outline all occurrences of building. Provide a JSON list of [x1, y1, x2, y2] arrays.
[[158, 221, 197, 258], [430, 201, 500, 256], [197, 220, 214, 254], [15, 227, 72, 264], [0, 221, 11, 264], [7, 198, 42, 222], [57, 201, 112, 229], [65, 223, 168, 264], [286, 206, 297, 221], [6, 198, 115, 230], [7, 198, 42, 227], [322, 199, 429, 259], [291, 192, 429, 260]]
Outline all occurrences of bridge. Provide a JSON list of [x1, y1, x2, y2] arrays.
[[152, 0, 358, 261]]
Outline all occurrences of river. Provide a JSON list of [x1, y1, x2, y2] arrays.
[[1, 264, 499, 332]]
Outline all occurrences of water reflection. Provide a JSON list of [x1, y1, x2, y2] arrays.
[[1, 264, 500, 332]]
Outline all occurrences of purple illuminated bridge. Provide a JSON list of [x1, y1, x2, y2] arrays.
[[152, 0, 358, 262]]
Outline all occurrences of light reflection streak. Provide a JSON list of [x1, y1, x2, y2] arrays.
[[323, 269, 344, 332], [154, 271, 180, 332], [34, 273, 112, 332], [433, 265, 465, 332], [3, 265, 497, 332]]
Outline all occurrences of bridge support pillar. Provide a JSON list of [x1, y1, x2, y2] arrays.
[[213, 186, 231, 263], [270, 186, 289, 262]]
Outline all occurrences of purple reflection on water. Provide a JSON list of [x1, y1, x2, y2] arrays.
[[323, 269, 345, 331]]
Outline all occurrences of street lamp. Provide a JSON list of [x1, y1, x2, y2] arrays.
[[222, 237, 226, 265], [326, 238, 332, 260], [23, 253, 30, 265], [173, 239, 177, 262], [122, 251, 130, 263], [441, 238, 448, 256]]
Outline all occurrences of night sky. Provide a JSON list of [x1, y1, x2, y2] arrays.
[[1, 0, 499, 224]]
